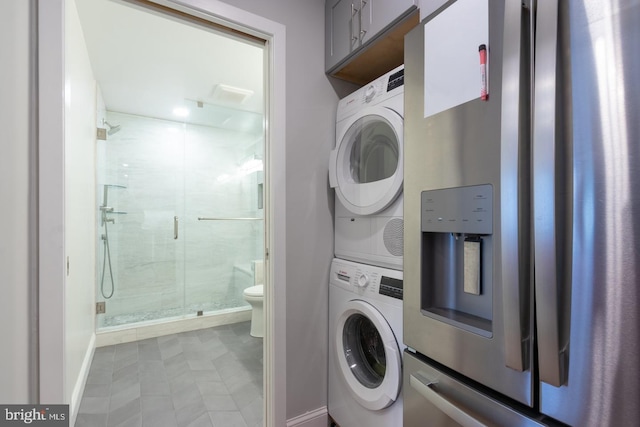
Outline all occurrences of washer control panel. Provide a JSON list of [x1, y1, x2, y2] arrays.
[[331, 258, 403, 301], [379, 275, 404, 300]]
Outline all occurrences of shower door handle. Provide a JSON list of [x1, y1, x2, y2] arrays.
[[174, 216, 179, 240]]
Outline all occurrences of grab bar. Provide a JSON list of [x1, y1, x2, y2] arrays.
[[197, 217, 263, 221]]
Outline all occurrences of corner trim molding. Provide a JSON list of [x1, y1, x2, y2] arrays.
[[69, 334, 95, 427]]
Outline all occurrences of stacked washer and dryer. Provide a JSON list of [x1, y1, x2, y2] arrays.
[[328, 66, 405, 427]]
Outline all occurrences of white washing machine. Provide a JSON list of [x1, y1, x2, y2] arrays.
[[329, 66, 405, 271], [328, 258, 404, 427]]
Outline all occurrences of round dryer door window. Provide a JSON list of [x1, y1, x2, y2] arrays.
[[335, 300, 402, 410], [332, 106, 404, 216]]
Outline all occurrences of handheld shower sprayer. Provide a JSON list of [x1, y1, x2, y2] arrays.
[[99, 183, 127, 299]]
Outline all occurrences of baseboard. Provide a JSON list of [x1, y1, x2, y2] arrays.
[[69, 333, 96, 427], [286, 407, 328, 427]]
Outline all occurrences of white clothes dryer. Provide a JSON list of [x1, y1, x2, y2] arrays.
[[329, 66, 405, 271], [328, 258, 404, 427]]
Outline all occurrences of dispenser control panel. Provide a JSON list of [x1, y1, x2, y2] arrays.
[[421, 184, 493, 234]]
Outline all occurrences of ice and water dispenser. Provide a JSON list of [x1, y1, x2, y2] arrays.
[[420, 184, 493, 337]]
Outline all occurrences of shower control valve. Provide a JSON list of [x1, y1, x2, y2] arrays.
[[356, 273, 370, 288]]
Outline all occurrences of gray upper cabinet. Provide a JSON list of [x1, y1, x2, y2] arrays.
[[369, 0, 417, 40], [326, 0, 357, 73], [325, 0, 418, 75]]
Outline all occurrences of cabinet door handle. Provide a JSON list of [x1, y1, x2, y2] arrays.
[[350, 4, 359, 46], [358, 0, 365, 41]]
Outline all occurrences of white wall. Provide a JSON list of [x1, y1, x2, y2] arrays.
[[65, 0, 98, 415], [0, 0, 32, 403], [215, 0, 347, 420]]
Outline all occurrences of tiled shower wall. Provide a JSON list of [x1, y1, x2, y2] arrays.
[[97, 111, 264, 328]]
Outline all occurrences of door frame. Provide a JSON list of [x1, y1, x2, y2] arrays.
[[37, 0, 287, 425]]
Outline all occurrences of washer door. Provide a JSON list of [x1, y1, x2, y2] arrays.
[[329, 106, 403, 216], [335, 299, 402, 410]]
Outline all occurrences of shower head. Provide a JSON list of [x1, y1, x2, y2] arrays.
[[104, 121, 121, 136]]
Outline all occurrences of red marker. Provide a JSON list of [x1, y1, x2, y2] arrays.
[[479, 44, 488, 101]]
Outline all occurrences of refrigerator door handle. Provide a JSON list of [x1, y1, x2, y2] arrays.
[[533, 0, 566, 387], [500, 0, 529, 372], [410, 373, 489, 427]]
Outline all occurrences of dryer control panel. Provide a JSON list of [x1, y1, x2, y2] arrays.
[[386, 68, 405, 92], [331, 258, 403, 301], [336, 65, 405, 119]]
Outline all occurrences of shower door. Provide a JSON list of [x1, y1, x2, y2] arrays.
[[96, 111, 264, 329], [182, 119, 265, 315]]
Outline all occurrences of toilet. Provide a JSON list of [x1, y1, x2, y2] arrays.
[[243, 259, 264, 338], [243, 284, 264, 338]]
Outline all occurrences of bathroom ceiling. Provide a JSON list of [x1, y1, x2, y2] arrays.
[[75, 0, 265, 133]]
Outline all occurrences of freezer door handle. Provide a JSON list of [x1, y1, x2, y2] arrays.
[[532, 0, 566, 387], [410, 373, 488, 427]]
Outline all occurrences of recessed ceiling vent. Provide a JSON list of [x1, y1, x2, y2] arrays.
[[211, 84, 254, 105]]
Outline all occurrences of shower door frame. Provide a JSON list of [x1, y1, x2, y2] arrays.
[[37, 0, 287, 426]]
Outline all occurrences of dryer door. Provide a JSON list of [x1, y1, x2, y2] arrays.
[[334, 299, 402, 410], [329, 106, 403, 216]]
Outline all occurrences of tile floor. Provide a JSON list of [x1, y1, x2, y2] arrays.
[[75, 321, 263, 427]]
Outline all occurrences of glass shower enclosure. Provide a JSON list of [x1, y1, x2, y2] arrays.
[[96, 108, 264, 329]]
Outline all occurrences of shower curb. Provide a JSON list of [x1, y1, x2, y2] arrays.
[[95, 307, 252, 347]]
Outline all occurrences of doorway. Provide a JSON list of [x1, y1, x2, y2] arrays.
[[72, 0, 266, 328], [37, 0, 287, 424], [39, 0, 286, 422]]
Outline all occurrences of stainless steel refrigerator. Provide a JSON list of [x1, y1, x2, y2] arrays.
[[403, 0, 640, 426]]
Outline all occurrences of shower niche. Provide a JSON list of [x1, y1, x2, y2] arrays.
[[96, 111, 265, 329], [420, 184, 493, 337]]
